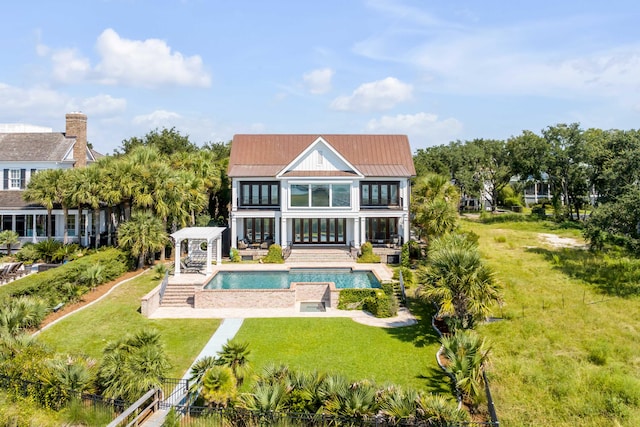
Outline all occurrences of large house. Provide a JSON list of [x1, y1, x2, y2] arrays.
[[227, 134, 416, 253], [0, 113, 99, 246]]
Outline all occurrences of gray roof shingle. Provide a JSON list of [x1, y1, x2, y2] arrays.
[[0, 133, 74, 162]]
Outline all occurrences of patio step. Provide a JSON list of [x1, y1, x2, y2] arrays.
[[286, 248, 354, 263], [160, 283, 195, 307]]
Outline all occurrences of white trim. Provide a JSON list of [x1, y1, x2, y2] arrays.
[[275, 137, 364, 179]]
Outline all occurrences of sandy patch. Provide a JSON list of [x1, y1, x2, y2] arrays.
[[538, 233, 587, 249]]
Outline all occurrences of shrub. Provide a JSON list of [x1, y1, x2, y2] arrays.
[[479, 212, 531, 224], [401, 242, 410, 268], [15, 243, 41, 264], [408, 240, 422, 259], [0, 248, 130, 310], [531, 206, 547, 219], [357, 242, 380, 263], [338, 288, 397, 318], [229, 248, 241, 263], [262, 244, 284, 264]]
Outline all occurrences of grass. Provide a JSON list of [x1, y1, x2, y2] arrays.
[[462, 218, 640, 427], [36, 271, 220, 379], [234, 300, 448, 394]]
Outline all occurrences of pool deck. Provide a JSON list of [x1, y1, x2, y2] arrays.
[[150, 262, 417, 328]]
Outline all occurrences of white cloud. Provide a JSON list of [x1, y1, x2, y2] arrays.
[[133, 110, 182, 128], [366, 112, 463, 149], [303, 68, 334, 94], [0, 83, 70, 116], [330, 77, 412, 111], [51, 48, 92, 84], [94, 29, 211, 88], [80, 94, 127, 116]]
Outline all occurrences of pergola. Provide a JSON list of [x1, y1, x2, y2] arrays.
[[170, 227, 226, 275]]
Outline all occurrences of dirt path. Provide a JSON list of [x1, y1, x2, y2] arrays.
[[538, 233, 587, 249]]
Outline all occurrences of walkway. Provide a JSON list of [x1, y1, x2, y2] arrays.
[[143, 317, 244, 426]]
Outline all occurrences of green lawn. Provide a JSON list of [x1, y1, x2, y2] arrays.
[[37, 272, 220, 379], [234, 307, 447, 393], [464, 219, 640, 427]]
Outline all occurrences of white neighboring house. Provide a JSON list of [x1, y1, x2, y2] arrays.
[[228, 134, 416, 251], [0, 113, 101, 247]]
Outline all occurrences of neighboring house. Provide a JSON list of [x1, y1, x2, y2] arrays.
[[0, 113, 100, 246], [227, 134, 416, 251]]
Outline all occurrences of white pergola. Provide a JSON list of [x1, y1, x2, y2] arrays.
[[170, 227, 226, 275]]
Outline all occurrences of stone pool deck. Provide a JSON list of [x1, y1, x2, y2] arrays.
[[149, 262, 417, 328]]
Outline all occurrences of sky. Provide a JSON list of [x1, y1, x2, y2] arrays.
[[1, 0, 639, 155]]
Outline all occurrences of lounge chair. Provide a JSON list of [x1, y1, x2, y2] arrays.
[[5, 262, 24, 282], [0, 264, 12, 283], [180, 260, 204, 274], [237, 239, 248, 249]]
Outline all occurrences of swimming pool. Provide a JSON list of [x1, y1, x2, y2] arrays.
[[204, 268, 381, 290]]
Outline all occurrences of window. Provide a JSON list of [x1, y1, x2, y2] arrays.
[[242, 218, 274, 243], [1, 215, 11, 231], [239, 182, 280, 207], [311, 185, 330, 207], [289, 183, 351, 208], [361, 182, 400, 206], [67, 215, 76, 237], [9, 169, 22, 189], [291, 184, 309, 207], [365, 217, 398, 242]]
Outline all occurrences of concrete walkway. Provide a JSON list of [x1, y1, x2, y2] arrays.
[[143, 318, 244, 426]]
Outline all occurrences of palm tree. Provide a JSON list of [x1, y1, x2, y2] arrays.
[[187, 355, 218, 401], [117, 211, 168, 270], [0, 296, 49, 335], [47, 355, 96, 393], [0, 230, 20, 256], [440, 330, 491, 410], [98, 328, 170, 402], [67, 166, 102, 248], [240, 382, 287, 413], [411, 173, 460, 242], [415, 392, 470, 425], [417, 233, 502, 330], [201, 365, 237, 408], [216, 339, 251, 387], [23, 169, 61, 240]]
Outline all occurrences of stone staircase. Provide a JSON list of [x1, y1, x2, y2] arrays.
[[160, 283, 195, 307], [285, 247, 354, 263]]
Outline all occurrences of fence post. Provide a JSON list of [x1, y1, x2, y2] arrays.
[[483, 370, 499, 426]]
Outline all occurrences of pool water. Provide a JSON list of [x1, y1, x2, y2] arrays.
[[205, 268, 381, 290]]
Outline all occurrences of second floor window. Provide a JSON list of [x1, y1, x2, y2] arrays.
[[8, 169, 23, 190], [290, 183, 351, 208], [240, 182, 279, 207], [361, 181, 399, 206]]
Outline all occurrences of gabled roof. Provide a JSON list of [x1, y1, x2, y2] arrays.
[[0, 133, 75, 162], [228, 134, 416, 178]]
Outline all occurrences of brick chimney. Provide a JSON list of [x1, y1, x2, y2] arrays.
[[65, 112, 87, 168]]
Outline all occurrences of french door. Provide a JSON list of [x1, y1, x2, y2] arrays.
[[292, 218, 346, 244]]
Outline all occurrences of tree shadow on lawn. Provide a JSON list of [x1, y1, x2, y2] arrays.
[[526, 247, 640, 298], [384, 296, 441, 348]]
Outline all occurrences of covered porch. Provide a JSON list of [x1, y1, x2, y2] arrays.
[[170, 227, 226, 276]]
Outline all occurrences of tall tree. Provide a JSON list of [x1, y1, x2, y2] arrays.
[[117, 211, 168, 269], [23, 169, 61, 239], [466, 139, 512, 212], [116, 127, 198, 156], [411, 173, 460, 242]]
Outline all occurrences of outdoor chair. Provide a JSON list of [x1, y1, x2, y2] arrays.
[[180, 260, 204, 274], [260, 239, 273, 250], [5, 262, 24, 281], [0, 264, 12, 283], [237, 239, 248, 249]]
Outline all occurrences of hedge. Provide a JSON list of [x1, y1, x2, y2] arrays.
[[0, 248, 131, 306]]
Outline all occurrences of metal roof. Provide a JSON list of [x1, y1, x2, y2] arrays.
[[228, 134, 416, 178]]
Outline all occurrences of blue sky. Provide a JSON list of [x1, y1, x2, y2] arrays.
[[1, 0, 639, 154]]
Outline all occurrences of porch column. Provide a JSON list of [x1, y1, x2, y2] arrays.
[[281, 216, 287, 248], [354, 217, 361, 248], [174, 238, 182, 275], [206, 238, 213, 275], [216, 237, 222, 265], [32, 215, 37, 243], [230, 214, 237, 249]]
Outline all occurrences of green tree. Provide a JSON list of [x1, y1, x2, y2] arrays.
[[201, 365, 237, 408], [411, 173, 460, 242], [116, 127, 197, 156], [467, 139, 512, 212], [0, 230, 20, 256], [417, 233, 502, 330], [117, 212, 168, 270], [98, 329, 170, 403], [23, 169, 61, 239], [215, 339, 251, 387]]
